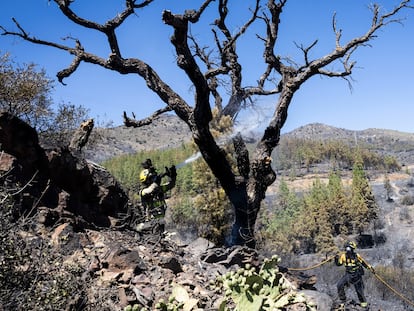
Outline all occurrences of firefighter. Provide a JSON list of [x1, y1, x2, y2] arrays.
[[138, 159, 176, 226], [335, 241, 374, 309]]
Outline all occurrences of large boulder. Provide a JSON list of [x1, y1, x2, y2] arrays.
[[0, 112, 128, 229]]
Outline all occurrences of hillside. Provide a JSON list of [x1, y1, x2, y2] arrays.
[[284, 123, 414, 165], [83, 114, 192, 163], [83, 118, 414, 166], [86, 118, 414, 310], [2, 115, 414, 310]]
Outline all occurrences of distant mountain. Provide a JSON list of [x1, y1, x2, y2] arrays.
[[283, 123, 414, 165], [84, 116, 414, 166], [83, 114, 191, 163], [285, 123, 413, 141]]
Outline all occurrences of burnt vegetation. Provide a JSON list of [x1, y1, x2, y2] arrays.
[[2, 0, 414, 310], [3, 113, 414, 309]]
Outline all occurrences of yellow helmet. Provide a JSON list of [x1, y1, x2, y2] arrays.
[[346, 241, 357, 250], [139, 169, 150, 183]]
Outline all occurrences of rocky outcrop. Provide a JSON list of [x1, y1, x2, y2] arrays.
[[0, 112, 128, 229], [48, 224, 325, 310]]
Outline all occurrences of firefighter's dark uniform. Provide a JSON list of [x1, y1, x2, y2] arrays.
[[139, 161, 176, 224], [335, 241, 373, 308]]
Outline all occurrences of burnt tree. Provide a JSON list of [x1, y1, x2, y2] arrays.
[[2, 0, 412, 247]]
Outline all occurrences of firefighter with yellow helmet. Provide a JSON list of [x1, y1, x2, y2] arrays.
[[139, 159, 176, 226], [335, 241, 374, 309]]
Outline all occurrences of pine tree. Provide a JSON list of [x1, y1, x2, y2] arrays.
[[327, 171, 350, 235], [296, 179, 335, 254], [259, 178, 302, 254], [350, 158, 379, 233]]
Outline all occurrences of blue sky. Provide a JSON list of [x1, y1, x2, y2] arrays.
[[1, 0, 414, 133]]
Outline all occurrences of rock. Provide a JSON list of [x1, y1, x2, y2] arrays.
[[105, 247, 146, 274], [0, 111, 47, 172], [159, 256, 183, 274], [99, 270, 123, 284], [300, 290, 333, 310], [185, 237, 215, 257], [50, 223, 81, 255], [202, 245, 260, 267], [0, 112, 128, 230]]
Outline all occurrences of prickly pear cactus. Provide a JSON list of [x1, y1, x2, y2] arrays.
[[213, 255, 316, 311], [154, 283, 199, 311]]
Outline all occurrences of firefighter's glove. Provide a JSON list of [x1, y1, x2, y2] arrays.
[[164, 166, 170, 177], [334, 255, 340, 265], [369, 266, 375, 274], [154, 175, 161, 185], [169, 165, 177, 180]]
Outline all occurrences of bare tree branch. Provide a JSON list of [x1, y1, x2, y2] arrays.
[[53, 0, 151, 56], [162, 9, 211, 126], [295, 40, 319, 66], [221, 0, 261, 53], [189, 33, 224, 113], [123, 107, 172, 128]]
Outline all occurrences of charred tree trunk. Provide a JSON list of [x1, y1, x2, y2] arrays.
[[69, 118, 94, 152]]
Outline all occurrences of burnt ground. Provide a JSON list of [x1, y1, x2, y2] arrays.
[[2, 113, 414, 310]]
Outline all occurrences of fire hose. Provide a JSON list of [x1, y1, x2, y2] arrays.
[[288, 255, 336, 271]]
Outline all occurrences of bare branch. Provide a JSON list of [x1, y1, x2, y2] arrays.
[[295, 40, 319, 66], [1, 19, 108, 83], [262, 0, 286, 75], [292, 1, 413, 87], [332, 12, 343, 50], [189, 34, 224, 113], [123, 107, 172, 128], [53, 0, 136, 57], [2, 18, 76, 53], [212, 0, 262, 118], [183, 0, 215, 22], [131, 0, 154, 9], [57, 56, 81, 85], [162, 9, 211, 125], [2, 12, 194, 122], [222, 0, 261, 53]]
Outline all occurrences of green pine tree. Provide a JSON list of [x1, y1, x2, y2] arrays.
[[350, 158, 379, 233], [296, 179, 335, 254], [259, 178, 302, 254], [327, 171, 351, 235]]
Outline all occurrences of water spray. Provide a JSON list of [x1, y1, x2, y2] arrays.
[[175, 108, 269, 170], [175, 151, 202, 169], [174, 126, 253, 170]]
